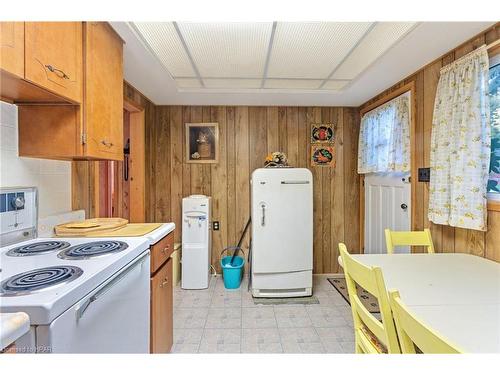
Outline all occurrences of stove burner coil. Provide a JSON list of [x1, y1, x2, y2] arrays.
[[6, 241, 71, 257], [0, 266, 83, 296], [57, 240, 128, 260]]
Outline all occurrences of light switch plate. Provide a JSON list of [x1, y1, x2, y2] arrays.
[[418, 167, 430, 182]]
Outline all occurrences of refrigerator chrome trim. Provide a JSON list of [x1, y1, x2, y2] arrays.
[[280, 180, 310, 184]]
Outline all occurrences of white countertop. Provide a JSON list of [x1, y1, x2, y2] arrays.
[[144, 223, 175, 245], [1, 312, 30, 350]]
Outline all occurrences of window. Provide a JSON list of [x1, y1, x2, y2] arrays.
[[488, 54, 500, 201], [358, 91, 411, 174]]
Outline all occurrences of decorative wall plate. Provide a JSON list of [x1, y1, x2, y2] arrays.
[[311, 145, 335, 167], [311, 124, 334, 143]]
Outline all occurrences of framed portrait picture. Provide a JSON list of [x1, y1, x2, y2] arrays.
[[311, 145, 335, 167], [185, 123, 219, 164], [311, 124, 334, 143]]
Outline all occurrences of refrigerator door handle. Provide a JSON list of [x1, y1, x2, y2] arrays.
[[260, 203, 266, 226], [280, 180, 310, 184]]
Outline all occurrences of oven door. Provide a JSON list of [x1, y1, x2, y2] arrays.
[[36, 251, 150, 353]]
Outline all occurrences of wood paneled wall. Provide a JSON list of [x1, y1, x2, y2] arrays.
[[359, 23, 500, 262], [148, 106, 360, 273], [72, 24, 499, 273]]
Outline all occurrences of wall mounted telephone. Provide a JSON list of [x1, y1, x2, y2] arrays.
[[124, 138, 130, 181]]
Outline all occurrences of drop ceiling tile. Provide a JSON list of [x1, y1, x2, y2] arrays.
[[177, 22, 273, 78], [321, 80, 350, 90], [331, 22, 416, 80], [267, 22, 373, 79], [133, 22, 196, 77], [175, 78, 203, 88], [264, 79, 323, 89], [203, 79, 262, 89]]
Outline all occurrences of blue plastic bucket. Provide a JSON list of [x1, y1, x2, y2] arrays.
[[221, 256, 245, 289]]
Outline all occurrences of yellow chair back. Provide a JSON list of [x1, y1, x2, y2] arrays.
[[339, 243, 400, 354], [388, 290, 462, 353], [384, 228, 435, 254]]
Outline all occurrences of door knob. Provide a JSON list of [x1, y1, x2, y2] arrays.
[[401, 203, 408, 210]]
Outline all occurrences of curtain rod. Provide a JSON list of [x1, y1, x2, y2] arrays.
[[441, 40, 500, 72]]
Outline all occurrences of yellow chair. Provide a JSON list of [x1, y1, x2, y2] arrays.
[[388, 290, 462, 353], [339, 243, 400, 354], [384, 228, 435, 254]]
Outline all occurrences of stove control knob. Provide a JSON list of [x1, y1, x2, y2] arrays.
[[11, 196, 25, 210]]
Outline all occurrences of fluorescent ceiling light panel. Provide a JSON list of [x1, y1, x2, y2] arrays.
[[133, 22, 196, 77], [178, 22, 273, 78], [266, 22, 373, 79], [322, 80, 350, 90], [203, 79, 262, 89], [264, 79, 323, 89], [176, 78, 203, 88], [331, 22, 417, 80]]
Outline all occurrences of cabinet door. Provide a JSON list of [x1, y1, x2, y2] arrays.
[[0, 22, 24, 78], [24, 22, 83, 103], [150, 258, 173, 353], [151, 232, 174, 274], [84, 22, 124, 160]]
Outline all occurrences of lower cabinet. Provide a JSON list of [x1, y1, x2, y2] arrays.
[[150, 256, 173, 353]]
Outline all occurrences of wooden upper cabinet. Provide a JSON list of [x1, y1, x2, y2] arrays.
[[84, 22, 124, 160], [0, 22, 24, 78], [17, 22, 124, 161], [24, 22, 83, 103]]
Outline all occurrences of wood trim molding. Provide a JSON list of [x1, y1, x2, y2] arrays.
[[358, 82, 416, 253], [124, 96, 144, 113], [488, 200, 500, 212], [486, 42, 500, 212], [129, 110, 146, 222], [360, 82, 415, 116], [359, 174, 365, 253]]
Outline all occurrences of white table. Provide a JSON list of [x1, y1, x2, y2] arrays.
[[340, 253, 500, 353]]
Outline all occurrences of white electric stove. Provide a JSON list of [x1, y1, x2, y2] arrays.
[[0, 187, 151, 353]]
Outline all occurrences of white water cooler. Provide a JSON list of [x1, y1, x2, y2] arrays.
[[181, 195, 212, 289]]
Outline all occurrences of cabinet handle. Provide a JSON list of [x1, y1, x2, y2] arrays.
[[45, 64, 69, 80], [160, 277, 169, 288], [101, 140, 114, 148], [160, 244, 170, 254]]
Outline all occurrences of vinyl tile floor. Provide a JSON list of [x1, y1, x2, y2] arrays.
[[172, 274, 355, 353]]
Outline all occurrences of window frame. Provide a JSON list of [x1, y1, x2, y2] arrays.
[[488, 51, 500, 211]]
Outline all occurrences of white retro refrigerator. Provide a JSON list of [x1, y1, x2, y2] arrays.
[[250, 168, 313, 298]]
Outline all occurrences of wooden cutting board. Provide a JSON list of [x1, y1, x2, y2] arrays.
[[89, 223, 163, 237], [54, 218, 128, 237]]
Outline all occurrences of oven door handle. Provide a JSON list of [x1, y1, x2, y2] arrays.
[[75, 251, 149, 321]]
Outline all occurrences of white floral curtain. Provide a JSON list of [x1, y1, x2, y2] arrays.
[[358, 92, 411, 174], [429, 45, 490, 231]]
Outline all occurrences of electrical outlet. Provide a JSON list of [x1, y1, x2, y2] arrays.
[[213, 221, 220, 231], [418, 167, 430, 182]]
